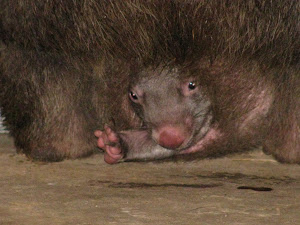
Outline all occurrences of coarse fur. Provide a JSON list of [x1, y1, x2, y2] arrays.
[[0, 0, 299, 162]]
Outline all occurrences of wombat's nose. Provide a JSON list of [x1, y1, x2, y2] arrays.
[[157, 127, 186, 149]]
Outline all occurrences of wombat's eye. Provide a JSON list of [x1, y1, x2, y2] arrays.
[[182, 80, 198, 97], [188, 82, 196, 90], [129, 91, 139, 102]]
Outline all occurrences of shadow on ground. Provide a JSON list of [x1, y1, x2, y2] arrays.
[[0, 134, 299, 225]]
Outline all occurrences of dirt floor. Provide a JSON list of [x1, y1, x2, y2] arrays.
[[0, 134, 299, 225]]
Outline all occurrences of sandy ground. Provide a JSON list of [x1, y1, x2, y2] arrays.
[[0, 134, 299, 225]]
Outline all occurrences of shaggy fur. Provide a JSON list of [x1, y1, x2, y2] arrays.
[[0, 0, 299, 162]]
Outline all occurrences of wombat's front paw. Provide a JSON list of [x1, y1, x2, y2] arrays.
[[94, 125, 124, 164]]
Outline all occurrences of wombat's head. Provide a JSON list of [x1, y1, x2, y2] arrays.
[[128, 65, 212, 151]]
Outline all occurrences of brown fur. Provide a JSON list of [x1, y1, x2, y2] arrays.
[[0, 0, 299, 162]]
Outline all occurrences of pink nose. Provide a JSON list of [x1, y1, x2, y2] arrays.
[[158, 127, 186, 149]]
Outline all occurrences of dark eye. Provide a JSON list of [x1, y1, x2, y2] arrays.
[[129, 91, 138, 101], [188, 82, 196, 90]]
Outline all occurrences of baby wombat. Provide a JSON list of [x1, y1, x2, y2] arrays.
[[95, 61, 300, 164]]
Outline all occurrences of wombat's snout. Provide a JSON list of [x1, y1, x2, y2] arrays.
[[153, 125, 190, 150]]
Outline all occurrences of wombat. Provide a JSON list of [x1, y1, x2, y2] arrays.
[[95, 60, 300, 164], [1, 0, 299, 163]]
